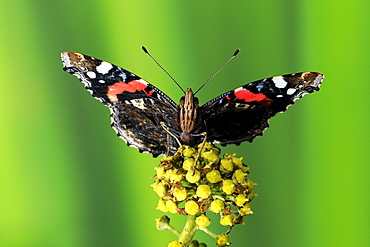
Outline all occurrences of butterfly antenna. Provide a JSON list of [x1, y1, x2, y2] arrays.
[[142, 46, 185, 93], [194, 49, 240, 95]]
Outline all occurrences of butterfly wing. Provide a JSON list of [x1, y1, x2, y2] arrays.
[[61, 52, 179, 157], [200, 72, 324, 145]]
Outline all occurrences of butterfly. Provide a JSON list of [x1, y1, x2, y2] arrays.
[[61, 50, 323, 157]]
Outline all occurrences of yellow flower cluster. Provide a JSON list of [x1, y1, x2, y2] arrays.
[[151, 142, 257, 228]]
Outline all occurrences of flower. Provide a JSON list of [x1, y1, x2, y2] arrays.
[[196, 185, 211, 199], [235, 194, 247, 207], [168, 240, 183, 247], [210, 199, 225, 214], [247, 179, 256, 190], [173, 187, 187, 201], [186, 169, 201, 184], [220, 158, 233, 171], [183, 158, 194, 171], [232, 156, 243, 168], [151, 180, 167, 197], [156, 198, 167, 212], [195, 215, 211, 229], [220, 214, 234, 226], [155, 166, 165, 178], [206, 169, 222, 183], [239, 203, 253, 216], [202, 149, 219, 163], [183, 146, 196, 157], [184, 200, 199, 215], [169, 168, 183, 183], [166, 200, 178, 214], [233, 169, 246, 184], [222, 180, 235, 195], [217, 234, 230, 246]]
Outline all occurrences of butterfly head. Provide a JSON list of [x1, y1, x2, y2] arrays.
[[179, 89, 199, 108]]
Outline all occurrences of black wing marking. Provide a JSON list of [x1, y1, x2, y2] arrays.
[[110, 98, 179, 157]]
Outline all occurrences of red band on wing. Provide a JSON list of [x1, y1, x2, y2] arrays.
[[227, 89, 272, 106], [235, 90, 270, 101], [106, 80, 152, 102], [108, 80, 147, 95]]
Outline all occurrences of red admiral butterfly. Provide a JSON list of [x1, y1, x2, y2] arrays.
[[61, 50, 323, 157]]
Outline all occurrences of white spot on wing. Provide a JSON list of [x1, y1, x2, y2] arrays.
[[234, 87, 244, 92], [287, 88, 296, 95], [108, 94, 118, 102], [313, 74, 324, 87], [96, 61, 113, 74], [272, 76, 288, 88], [129, 99, 146, 110], [99, 80, 105, 84], [138, 78, 149, 85], [86, 71, 96, 79]]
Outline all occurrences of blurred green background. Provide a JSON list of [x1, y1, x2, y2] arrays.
[[1, 0, 369, 246]]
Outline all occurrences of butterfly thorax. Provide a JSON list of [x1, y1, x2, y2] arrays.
[[178, 88, 200, 144]]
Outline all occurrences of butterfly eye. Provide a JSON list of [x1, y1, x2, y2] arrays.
[[194, 97, 199, 107], [179, 96, 186, 106]]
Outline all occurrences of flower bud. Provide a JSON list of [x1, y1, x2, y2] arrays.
[[155, 166, 165, 178], [173, 187, 187, 201], [248, 191, 257, 201], [186, 170, 200, 183], [232, 156, 243, 168], [246, 179, 256, 190], [183, 146, 196, 157], [210, 199, 224, 214], [222, 180, 235, 195], [195, 214, 211, 229], [183, 158, 194, 171], [166, 200, 178, 214], [220, 214, 234, 226], [168, 240, 183, 247], [197, 142, 214, 151], [170, 168, 183, 183], [206, 170, 222, 183], [202, 149, 219, 163], [196, 185, 212, 199], [239, 202, 253, 216], [235, 194, 247, 207], [233, 169, 246, 184], [220, 159, 233, 171], [184, 200, 199, 215], [216, 234, 230, 247], [156, 198, 167, 212], [151, 181, 167, 197], [162, 155, 175, 162], [155, 215, 170, 230]]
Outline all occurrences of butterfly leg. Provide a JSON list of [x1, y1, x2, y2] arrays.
[[160, 122, 182, 148], [192, 132, 208, 170]]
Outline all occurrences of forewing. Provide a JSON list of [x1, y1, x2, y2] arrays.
[[200, 72, 324, 145], [61, 52, 179, 156]]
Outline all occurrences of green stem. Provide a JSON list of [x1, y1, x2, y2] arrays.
[[167, 224, 181, 237], [199, 227, 218, 239], [178, 215, 198, 246]]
